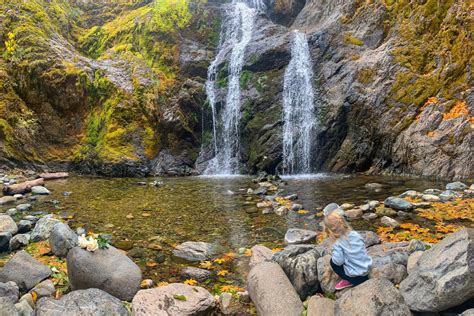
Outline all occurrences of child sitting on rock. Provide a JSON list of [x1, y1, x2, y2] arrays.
[[324, 211, 372, 290]]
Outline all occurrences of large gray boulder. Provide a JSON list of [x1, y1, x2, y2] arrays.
[[307, 296, 335, 316], [335, 278, 411, 316], [30, 215, 60, 242], [384, 197, 413, 211], [35, 288, 129, 316], [67, 246, 141, 301], [49, 222, 77, 257], [0, 281, 19, 303], [317, 255, 339, 294], [272, 245, 321, 299], [0, 297, 19, 316], [0, 251, 51, 291], [0, 215, 18, 235], [284, 228, 317, 244], [132, 283, 215, 315], [172, 241, 221, 261], [249, 245, 273, 268], [248, 261, 304, 316], [400, 228, 474, 311]]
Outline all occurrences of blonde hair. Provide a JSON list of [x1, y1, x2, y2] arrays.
[[324, 212, 352, 240]]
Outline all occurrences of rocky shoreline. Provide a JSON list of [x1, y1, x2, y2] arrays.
[[0, 171, 473, 315]]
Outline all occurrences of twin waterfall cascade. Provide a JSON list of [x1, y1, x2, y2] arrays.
[[204, 1, 259, 175], [282, 31, 316, 175]]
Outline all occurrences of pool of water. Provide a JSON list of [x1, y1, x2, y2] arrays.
[[1, 173, 447, 287]]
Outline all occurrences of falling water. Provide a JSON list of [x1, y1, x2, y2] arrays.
[[204, 1, 257, 175], [282, 31, 316, 175]]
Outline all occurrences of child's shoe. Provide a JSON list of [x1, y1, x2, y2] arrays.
[[335, 279, 353, 290]]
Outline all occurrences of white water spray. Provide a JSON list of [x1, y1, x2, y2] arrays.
[[282, 31, 316, 175], [204, 1, 257, 175]]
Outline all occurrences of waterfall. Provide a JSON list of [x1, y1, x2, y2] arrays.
[[282, 31, 316, 175], [204, 1, 257, 175]]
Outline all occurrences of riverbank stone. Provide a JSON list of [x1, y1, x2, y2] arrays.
[[30, 215, 60, 242], [400, 228, 474, 311], [335, 278, 411, 315], [284, 228, 317, 244], [0, 281, 19, 303], [248, 261, 304, 316], [132, 283, 215, 315], [172, 241, 222, 261], [49, 222, 77, 257], [180, 267, 212, 282], [307, 296, 335, 316], [249, 245, 272, 268], [384, 197, 413, 211], [0, 251, 51, 291], [446, 181, 467, 190], [67, 246, 141, 301], [272, 245, 321, 299], [0, 215, 18, 235], [35, 288, 129, 316]]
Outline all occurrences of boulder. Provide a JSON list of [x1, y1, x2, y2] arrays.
[[0, 251, 51, 291], [345, 209, 362, 219], [317, 255, 338, 294], [15, 203, 31, 212], [380, 216, 400, 228], [367, 242, 411, 267], [284, 228, 317, 244], [249, 245, 273, 268], [30, 215, 60, 242], [406, 251, 423, 274], [17, 220, 33, 234], [0, 215, 18, 235], [421, 194, 440, 202], [446, 181, 467, 190], [31, 186, 51, 195], [384, 197, 412, 211], [272, 245, 321, 299], [369, 263, 407, 284], [30, 279, 55, 299], [0, 281, 19, 303], [400, 228, 474, 311], [0, 297, 19, 316], [67, 246, 141, 301], [180, 267, 212, 282], [35, 288, 129, 316], [335, 278, 411, 316], [132, 283, 215, 315], [0, 232, 12, 252], [357, 231, 380, 247], [307, 296, 335, 316], [9, 234, 30, 250], [2, 178, 44, 195], [248, 261, 304, 316], [172, 241, 221, 261], [49, 222, 77, 257]]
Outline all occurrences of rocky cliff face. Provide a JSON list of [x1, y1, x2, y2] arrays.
[[0, 0, 472, 179]]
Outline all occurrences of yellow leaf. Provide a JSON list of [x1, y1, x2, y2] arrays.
[[184, 279, 197, 286]]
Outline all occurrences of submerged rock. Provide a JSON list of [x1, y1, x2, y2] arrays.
[[132, 283, 215, 315], [35, 288, 129, 316], [284, 228, 317, 244], [67, 246, 141, 301], [248, 261, 304, 316], [172, 241, 221, 261], [0, 251, 51, 291], [400, 228, 473, 311], [335, 279, 411, 315], [272, 245, 321, 299]]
